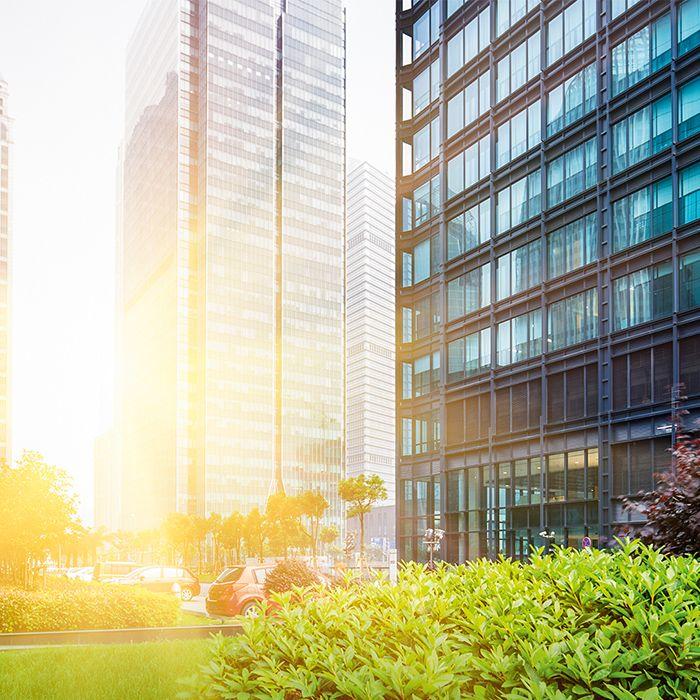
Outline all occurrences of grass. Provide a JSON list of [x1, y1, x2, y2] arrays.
[[0, 638, 211, 699], [176, 610, 222, 626]]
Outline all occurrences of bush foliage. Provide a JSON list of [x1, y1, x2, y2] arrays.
[[0, 580, 179, 632], [264, 559, 319, 596], [185, 542, 699, 699]]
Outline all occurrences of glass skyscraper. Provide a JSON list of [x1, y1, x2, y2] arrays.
[[396, 0, 700, 562], [0, 75, 11, 465], [118, 0, 345, 531]]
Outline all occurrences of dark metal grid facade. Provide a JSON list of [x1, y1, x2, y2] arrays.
[[396, 0, 700, 562]]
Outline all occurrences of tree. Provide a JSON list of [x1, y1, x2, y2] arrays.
[[220, 511, 245, 565], [319, 524, 339, 550], [297, 490, 329, 566], [622, 437, 700, 556], [338, 474, 387, 560], [207, 513, 223, 571], [244, 508, 266, 563], [162, 512, 192, 566], [265, 493, 304, 558], [191, 515, 209, 574], [0, 451, 77, 587]]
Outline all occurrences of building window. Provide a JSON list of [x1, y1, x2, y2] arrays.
[[611, 14, 671, 97], [611, 178, 672, 253], [497, 309, 542, 366], [447, 71, 490, 139], [611, 438, 670, 499], [547, 364, 598, 422], [547, 288, 598, 350], [496, 0, 539, 37], [413, 117, 440, 171], [679, 0, 700, 56], [496, 31, 541, 103], [679, 76, 700, 141], [546, 137, 597, 208], [546, 63, 596, 137], [401, 418, 413, 456], [496, 100, 541, 168], [402, 233, 440, 287], [496, 238, 542, 301], [413, 2, 441, 60], [546, 0, 597, 66], [446, 135, 491, 199], [447, 328, 491, 382], [612, 261, 673, 331], [547, 213, 597, 279], [611, 95, 672, 174], [413, 59, 440, 117], [403, 292, 441, 343], [447, 7, 491, 78], [447, 262, 491, 321], [402, 362, 413, 399], [680, 250, 700, 311], [612, 0, 643, 19], [680, 161, 700, 226], [496, 169, 542, 235], [612, 344, 672, 410], [402, 174, 441, 231], [412, 351, 440, 397], [446, 393, 491, 444], [447, 198, 491, 261], [447, 0, 465, 18], [495, 379, 541, 434], [680, 335, 700, 396]]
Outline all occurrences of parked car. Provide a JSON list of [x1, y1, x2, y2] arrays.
[[205, 565, 275, 617], [113, 565, 201, 601], [93, 561, 139, 581], [65, 566, 94, 582]]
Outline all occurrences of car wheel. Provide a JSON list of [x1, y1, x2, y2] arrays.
[[240, 601, 260, 618], [180, 587, 194, 602]]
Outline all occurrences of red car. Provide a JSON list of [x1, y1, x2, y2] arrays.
[[205, 565, 274, 618]]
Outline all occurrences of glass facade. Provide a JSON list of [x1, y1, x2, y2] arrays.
[[397, 0, 700, 562], [119, 0, 344, 531], [0, 77, 10, 464]]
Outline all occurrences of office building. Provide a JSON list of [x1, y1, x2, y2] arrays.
[[396, 0, 700, 562], [346, 161, 396, 545], [118, 0, 345, 531], [94, 430, 119, 531], [0, 75, 11, 464]]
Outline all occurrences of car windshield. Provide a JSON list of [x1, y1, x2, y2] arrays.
[[214, 567, 244, 584], [122, 567, 148, 580]]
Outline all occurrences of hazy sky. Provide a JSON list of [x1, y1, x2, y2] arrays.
[[0, 0, 395, 521]]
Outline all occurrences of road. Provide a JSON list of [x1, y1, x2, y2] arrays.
[[181, 582, 210, 616]]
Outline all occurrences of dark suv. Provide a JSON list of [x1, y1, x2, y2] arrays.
[[113, 566, 201, 601], [205, 565, 274, 617]]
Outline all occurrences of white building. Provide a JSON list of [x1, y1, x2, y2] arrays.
[[0, 75, 11, 464], [346, 161, 395, 543]]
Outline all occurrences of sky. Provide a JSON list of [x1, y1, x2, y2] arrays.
[[0, 0, 395, 522]]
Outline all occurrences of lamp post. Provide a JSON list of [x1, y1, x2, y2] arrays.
[[423, 528, 445, 571], [539, 529, 556, 555]]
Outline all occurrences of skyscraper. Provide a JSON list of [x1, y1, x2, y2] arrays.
[[345, 161, 396, 544], [118, 0, 345, 531], [396, 0, 700, 562], [0, 75, 11, 464]]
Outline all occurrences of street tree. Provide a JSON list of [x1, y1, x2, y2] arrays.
[[220, 511, 245, 564], [298, 490, 329, 566], [338, 474, 387, 560], [244, 507, 266, 563]]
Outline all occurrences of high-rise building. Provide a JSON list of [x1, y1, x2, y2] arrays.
[[117, 0, 345, 531], [0, 75, 11, 464], [396, 0, 700, 562], [94, 430, 119, 531], [345, 161, 396, 545]]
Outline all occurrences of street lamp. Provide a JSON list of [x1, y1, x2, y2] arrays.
[[539, 529, 556, 555], [423, 528, 445, 571]]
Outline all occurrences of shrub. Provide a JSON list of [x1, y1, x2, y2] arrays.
[[184, 542, 700, 699], [0, 579, 179, 632], [263, 559, 319, 596]]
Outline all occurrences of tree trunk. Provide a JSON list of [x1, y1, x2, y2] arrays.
[[359, 513, 365, 561]]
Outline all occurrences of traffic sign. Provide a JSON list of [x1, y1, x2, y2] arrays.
[[581, 536, 592, 548]]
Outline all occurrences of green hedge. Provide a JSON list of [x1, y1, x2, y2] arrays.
[[0, 580, 179, 632], [185, 542, 700, 699]]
